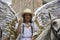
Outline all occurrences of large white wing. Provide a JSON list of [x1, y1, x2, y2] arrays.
[[0, 0, 16, 39], [35, 0, 60, 40], [34, 0, 60, 29]]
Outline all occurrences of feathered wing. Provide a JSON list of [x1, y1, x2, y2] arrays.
[[34, 0, 60, 40], [0, 0, 16, 40]]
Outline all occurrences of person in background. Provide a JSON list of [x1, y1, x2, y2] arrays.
[[16, 8, 39, 40]]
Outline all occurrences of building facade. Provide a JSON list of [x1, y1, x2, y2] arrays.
[[11, 0, 43, 18]]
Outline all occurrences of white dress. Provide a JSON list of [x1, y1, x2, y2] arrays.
[[16, 23, 39, 40], [21, 25, 32, 40]]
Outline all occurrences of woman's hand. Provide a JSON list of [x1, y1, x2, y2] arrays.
[[18, 18, 23, 25], [31, 35, 38, 40], [31, 36, 35, 40]]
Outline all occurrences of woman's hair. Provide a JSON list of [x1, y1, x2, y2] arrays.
[[22, 13, 32, 23]]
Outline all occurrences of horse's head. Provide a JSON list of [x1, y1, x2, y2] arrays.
[[51, 19, 60, 39]]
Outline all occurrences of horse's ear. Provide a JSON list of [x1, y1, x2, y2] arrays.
[[49, 13, 57, 23], [48, 13, 51, 19]]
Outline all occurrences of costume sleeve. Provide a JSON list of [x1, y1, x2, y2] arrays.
[[32, 22, 39, 36]]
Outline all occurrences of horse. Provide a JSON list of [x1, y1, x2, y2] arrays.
[[36, 18, 60, 40]]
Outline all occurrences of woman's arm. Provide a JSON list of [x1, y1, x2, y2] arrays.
[[16, 24, 21, 37], [15, 19, 22, 37]]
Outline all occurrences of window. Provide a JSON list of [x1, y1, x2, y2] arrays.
[[43, 0, 53, 4], [43, 0, 47, 4]]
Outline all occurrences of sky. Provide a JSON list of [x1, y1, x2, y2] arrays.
[[1, 0, 12, 5]]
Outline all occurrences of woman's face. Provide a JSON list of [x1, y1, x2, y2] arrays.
[[24, 14, 31, 22]]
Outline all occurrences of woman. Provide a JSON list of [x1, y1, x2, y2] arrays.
[[16, 8, 39, 40]]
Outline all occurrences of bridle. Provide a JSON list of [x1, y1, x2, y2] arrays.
[[51, 18, 60, 40]]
